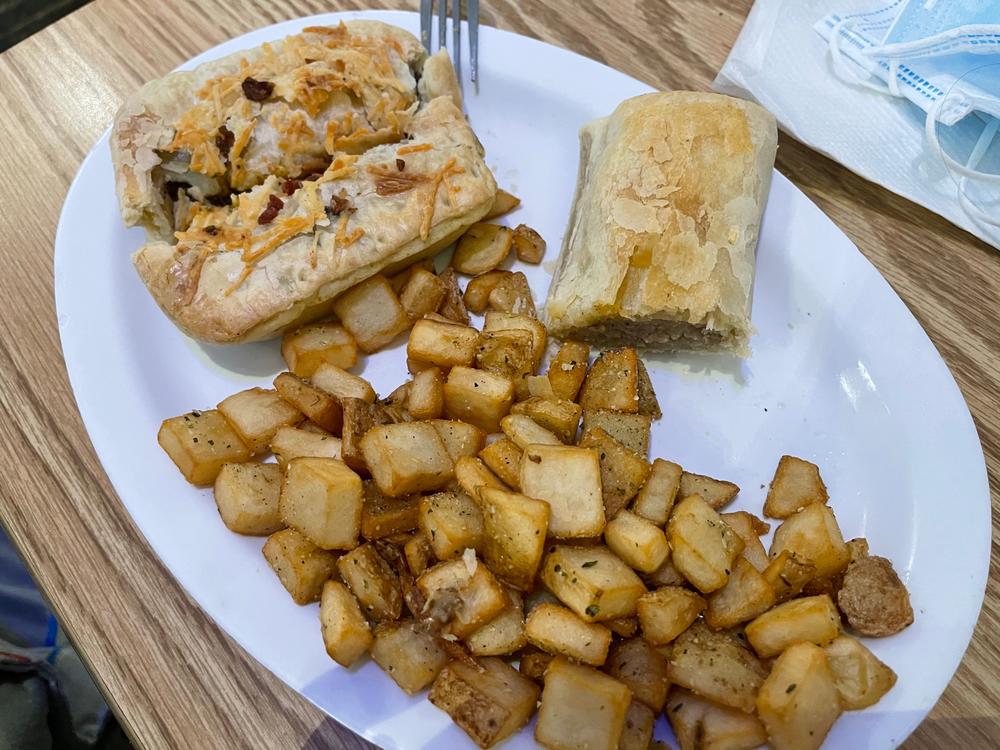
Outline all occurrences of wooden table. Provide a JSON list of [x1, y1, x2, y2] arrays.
[[0, 0, 996, 747]]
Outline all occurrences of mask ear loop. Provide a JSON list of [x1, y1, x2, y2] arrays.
[[828, 17, 894, 95]]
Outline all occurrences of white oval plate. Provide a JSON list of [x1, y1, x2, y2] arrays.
[[55, 10, 989, 749]]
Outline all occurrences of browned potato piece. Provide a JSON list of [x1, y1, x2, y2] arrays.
[[745, 594, 842, 658], [519, 444, 605, 538], [430, 420, 487, 461], [518, 650, 554, 683], [512, 224, 545, 263], [371, 619, 449, 694], [705, 557, 776, 630], [770, 503, 850, 579], [547, 340, 590, 402], [619, 700, 655, 750], [380, 381, 411, 409], [721, 511, 771, 572], [436, 268, 471, 325], [360, 483, 420, 540], [430, 656, 539, 749], [579, 426, 651, 518], [331, 274, 410, 353], [604, 617, 637, 638], [407, 319, 479, 370], [483, 312, 547, 368], [765, 455, 830, 519], [667, 623, 767, 713], [635, 359, 662, 420], [419, 490, 485, 560], [339, 398, 395, 473], [443, 366, 514, 433], [337, 543, 402, 621], [309, 363, 376, 404], [847, 537, 870, 564], [320, 581, 372, 667], [474, 329, 535, 385], [281, 321, 357, 377], [484, 188, 521, 219], [581, 410, 651, 456], [524, 374, 557, 399], [836, 555, 914, 637], [605, 637, 671, 712], [273, 372, 343, 435], [280, 457, 362, 550], [213, 462, 283, 535], [463, 270, 509, 314], [604, 510, 669, 574], [479, 438, 523, 489], [762, 550, 816, 603], [756, 642, 842, 750], [666, 687, 768, 750], [535, 657, 631, 750], [679, 471, 740, 510], [488, 271, 536, 317], [501, 414, 561, 448], [453, 223, 514, 275], [541, 546, 647, 622], [270, 426, 342, 466], [417, 555, 508, 637], [643, 557, 688, 588], [511, 398, 582, 443], [636, 586, 706, 645], [389, 258, 437, 294], [408, 367, 444, 420], [360, 421, 454, 497], [579, 348, 639, 414], [479, 487, 550, 591], [632, 459, 682, 526], [399, 267, 448, 320], [824, 635, 898, 709], [455, 456, 509, 501], [217, 388, 301, 454], [403, 531, 434, 577], [667, 495, 744, 593], [466, 591, 527, 656], [158, 409, 252, 485], [525, 603, 612, 666], [262, 528, 338, 604]]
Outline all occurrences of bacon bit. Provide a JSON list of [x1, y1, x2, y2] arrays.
[[257, 194, 284, 225], [367, 164, 430, 196], [204, 225, 218, 236], [223, 265, 254, 297], [282, 179, 302, 196], [397, 143, 433, 155], [215, 126, 234, 159], [242, 77, 274, 101], [396, 158, 405, 171], [329, 195, 351, 215]]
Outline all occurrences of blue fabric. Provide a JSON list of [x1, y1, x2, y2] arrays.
[[0, 525, 53, 648]]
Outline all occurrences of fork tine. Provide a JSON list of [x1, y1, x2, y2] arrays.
[[469, 0, 479, 90], [438, 0, 447, 50], [452, 0, 462, 81], [420, 0, 432, 52]]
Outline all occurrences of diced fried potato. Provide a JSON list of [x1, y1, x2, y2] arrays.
[[381, 381, 411, 409], [823, 635, 897, 709], [847, 537, 870, 564], [512, 224, 546, 263], [309, 363, 376, 404], [581, 410, 651, 456], [332, 274, 410, 353], [579, 426, 651, 518], [430, 656, 539, 749], [541, 546, 647, 622], [371, 619, 449, 694], [430, 420, 487, 461], [217, 388, 302, 454], [579, 348, 638, 414], [399, 267, 448, 320], [765, 455, 829, 519], [520, 444, 605, 538], [484, 188, 521, 219], [466, 590, 527, 656], [770, 503, 850, 579], [419, 490, 485, 560], [408, 367, 445, 420], [270, 426, 342, 466], [705, 557, 776, 630], [404, 531, 435, 576], [338, 397, 394, 473], [604, 510, 670, 574], [667, 623, 767, 713], [361, 482, 420, 540], [407, 319, 479, 370], [518, 650, 554, 683], [298, 420, 332, 434], [511, 398, 581, 443], [262, 528, 338, 604], [666, 687, 768, 750], [547, 340, 590, 402], [482, 312, 547, 368], [745, 594, 842, 658], [635, 360, 662, 420], [632, 459, 682, 526], [721, 511, 771, 572], [605, 637, 671, 712], [619, 700, 654, 750], [320, 581, 373, 667], [667, 495, 744, 593], [436, 268, 471, 325], [643, 557, 688, 588], [389, 257, 437, 294], [606, 617, 639, 638], [273, 372, 343, 434], [474, 330, 535, 386], [337, 543, 403, 621], [679, 471, 739, 510], [762, 550, 816, 603], [213, 462, 283, 535], [158, 410, 252, 485], [455, 456, 509, 501], [535, 657, 632, 750], [479, 487, 550, 591], [453, 223, 514, 275], [279, 457, 363, 550], [488, 271, 536, 317], [464, 270, 509, 314], [417, 555, 508, 637], [836, 555, 913, 637], [501, 414, 562, 449], [479, 438, 523, 489], [281, 322, 358, 377], [756, 642, 842, 750], [360, 421, 454, 497], [524, 374, 556, 399], [525, 603, 612, 666], [443, 366, 514, 433], [636, 586, 706, 645]]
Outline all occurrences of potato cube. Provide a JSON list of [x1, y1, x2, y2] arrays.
[[632, 458, 682, 526], [273, 372, 343, 434], [158, 409, 252, 485], [541, 546, 646, 622], [462, 270, 508, 314], [765, 455, 829, 519], [823, 635, 897, 709], [337, 543, 403, 621], [320, 581, 372, 667], [371, 619, 449, 694], [262, 528, 337, 604], [407, 319, 479, 370], [417, 555, 508, 637], [705, 557, 776, 630], [487, 271, 536, 317], [453, 223, 514, 275], [360, 482, 419, 540], [579, 348, 638, 414], [525, 602, 612, 666], [667, 495, 744, 593], [429, 420, 487, 461], [484, 188, 521, 219], [762, 550, 816, 603], [745, 594, 842, 658], [518, 650, 554, 683], [579, 426, 651, 518], [581, 410, 650, 456], [770, 503, 850, 579], [430, 657, 539, 749], [408, 367, 444, 420], [213, 462, 283, 535], [281, 322, 357, 377], [443, 366, 514, 433], [279, 457, 362, 550], [419, 491, 485, 560], [436, 267, 471, 325], [390, 258, 436, 293], [666, 687, 768, 750], [511, 224, 546, 263], [332, 274, 410, 353], [474, 329, 535, 385], [360, 421, 454, 497], [679, 471, 739, 510], [756, 642, 842, 750], [466, 591, 527, 656], [479, 487, 550, 591], [454, 456, 509, 501], [525, 374, 556, 400], [309, 363, 376, 404], [479, 438, 522, 489], [520, 444, 605, 538], [635, 360, 662, 419], [482, 312, 547, 368], [403, 531, 435, 576], [667, 623, 767, 713], [720, 511, 771, 572], [605, 637, 671, 712], [217, 388, 301, 453], [604, 510, 669, 574], [619, 700, 654, 750], [636, 586, 706, 645], [399, 267, 447, 320], [501, 414, 562, 449], [270, 426, 342, 466], [511, 398, 582, 443], [547, 340, 590, 402], [606, 617, 638, 638], [643, 557, 688, 588], [535, 657, 631, 750]]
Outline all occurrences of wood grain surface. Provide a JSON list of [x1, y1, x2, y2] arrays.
[[0, 0, 996, 748]]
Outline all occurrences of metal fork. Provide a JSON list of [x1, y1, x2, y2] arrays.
[[420, 0, 479, 91]]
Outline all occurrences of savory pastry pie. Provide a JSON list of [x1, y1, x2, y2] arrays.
[[545, 91, 777, 356], [112, 21, 496, 343]]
